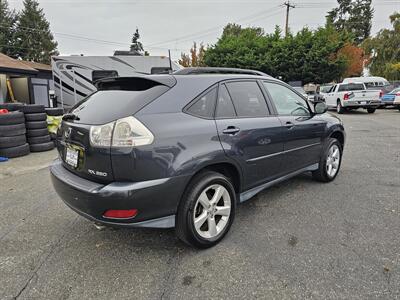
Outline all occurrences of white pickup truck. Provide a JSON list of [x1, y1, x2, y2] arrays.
[[323, 82, 381, 114]]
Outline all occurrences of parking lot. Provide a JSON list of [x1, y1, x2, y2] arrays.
[[0, 109, 399, 299]]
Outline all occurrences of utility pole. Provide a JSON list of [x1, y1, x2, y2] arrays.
[[283, 1, 295, 37]]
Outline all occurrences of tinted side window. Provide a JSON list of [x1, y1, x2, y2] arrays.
[[225, 81, 269, 117], [263, 82, 310, 116], [216, 84, 236, 118], [186, 87, 217, 118]]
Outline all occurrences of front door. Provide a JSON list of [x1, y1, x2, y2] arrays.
[[214, 81, 284, 190], [325, 84, 337, 108], [262, 81, 326, 174]]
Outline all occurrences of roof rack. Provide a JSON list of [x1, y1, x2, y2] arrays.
[[173, 67, 269, 77]]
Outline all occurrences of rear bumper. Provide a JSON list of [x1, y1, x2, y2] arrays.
[[50, 159, 189, 228], [381, 100, 394, 106], [342, 100, 381, 108]]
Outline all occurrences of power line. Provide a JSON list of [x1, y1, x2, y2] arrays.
[[146, 6, 283, 47], [0, 7, 284, 52]]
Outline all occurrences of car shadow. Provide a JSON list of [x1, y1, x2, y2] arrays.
[[67, 173, 318, 251]]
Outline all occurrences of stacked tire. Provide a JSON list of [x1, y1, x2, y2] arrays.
[[0, 102, 24, 112], [0, 111, 30, 158], [22, 105, 55, 152]]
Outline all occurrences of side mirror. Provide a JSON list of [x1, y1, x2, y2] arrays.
[[314, 102, 328, 114]]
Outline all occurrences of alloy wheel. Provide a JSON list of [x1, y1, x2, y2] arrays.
[[193, 184, 231, 239], [326, 144, 340, 178]]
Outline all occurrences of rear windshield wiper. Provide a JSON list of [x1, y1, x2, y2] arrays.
[[62, 113, 80, 121]]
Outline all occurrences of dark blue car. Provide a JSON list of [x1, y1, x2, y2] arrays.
[[50, 68, 345, 248]]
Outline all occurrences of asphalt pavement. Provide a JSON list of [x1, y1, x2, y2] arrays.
[[0, 109, 399, 299]]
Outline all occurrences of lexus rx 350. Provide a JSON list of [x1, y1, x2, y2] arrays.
[[51, 68, 345, 248]]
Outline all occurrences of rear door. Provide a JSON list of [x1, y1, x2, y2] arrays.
[[262, 81, 326, 174], [215, 80, 284, 189]]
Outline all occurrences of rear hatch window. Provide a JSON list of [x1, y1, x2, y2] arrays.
[[338, 83, 364, 92], [69, 76, 175, 125]]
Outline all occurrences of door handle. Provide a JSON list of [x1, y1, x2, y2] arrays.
[[285, 121, 295, 129], [222, 126, 240, 135]]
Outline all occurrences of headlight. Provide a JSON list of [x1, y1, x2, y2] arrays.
[[89, 117, 153, 148]]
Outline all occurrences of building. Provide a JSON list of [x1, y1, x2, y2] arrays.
[[0, 53, 53, 106]]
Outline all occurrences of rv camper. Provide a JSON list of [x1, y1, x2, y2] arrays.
[[51, 55, 180, 109]]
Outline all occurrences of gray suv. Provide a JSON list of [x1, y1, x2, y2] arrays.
[[50, 68, 345, 248]]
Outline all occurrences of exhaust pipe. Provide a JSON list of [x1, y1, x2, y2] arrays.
[[93, 222, 107, 231]]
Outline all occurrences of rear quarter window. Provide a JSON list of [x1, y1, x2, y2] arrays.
[[186, 87, 217, 119]]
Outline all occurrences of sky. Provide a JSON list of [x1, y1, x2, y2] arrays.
[[7, 0, 400, 60]]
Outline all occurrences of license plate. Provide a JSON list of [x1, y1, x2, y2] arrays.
[[360, 101, 367, 105], [65, 147, 79, 168]]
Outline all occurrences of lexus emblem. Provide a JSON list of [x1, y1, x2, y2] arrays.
[[64, 128, 72, 138]]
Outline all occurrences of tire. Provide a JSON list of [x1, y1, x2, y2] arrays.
[[29, 141, 55, 152], [0, 103, 24, 111], [336, 101, 345, 114], [0, 111, 25, 125], [25, 121, 47, 130], [21, 104, 45, 114], [45, 107, 64, 116], [27, 134, 51, 144], [0, 143, 30, 158], [26, 128, 49, 137], [0, 135, 26, 149], [0, 123, 26, 137], [312, 138, 342, 182], [176, 171, 236, 248], [367, 108, 376, 114], [25, 112, 47, 122]]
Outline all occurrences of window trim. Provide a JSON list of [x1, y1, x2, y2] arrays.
[[183, 84, 218, 120], [214, 82, 238, 119], [261, 79, 313, 117], [215, 79, 271, 119]]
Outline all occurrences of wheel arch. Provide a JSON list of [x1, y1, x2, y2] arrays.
[[182, 160, 243, 195], [329, 130, 345, 149]]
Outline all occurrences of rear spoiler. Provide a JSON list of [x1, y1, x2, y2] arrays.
[[94, 75, 177, 90]]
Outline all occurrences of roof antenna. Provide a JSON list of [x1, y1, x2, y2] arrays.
[[168, 49, 173, 74]]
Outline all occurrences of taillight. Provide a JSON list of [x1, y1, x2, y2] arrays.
[[379, 90, 383, 98], [396, 92, 400, 96], [343, 93, 349, 100], [89, 116, 154, 148], [103, 209, 138, 219]]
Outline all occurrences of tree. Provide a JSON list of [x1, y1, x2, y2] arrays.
[[204, 23, 350, 83], [326, 0, 373, 45], [0, 0, 17, 56], [362, 12, 400, 80], [179, 42, 206, 67], [337, 43, 364, 78], [130, 28, 144, 54], [13, 0, 58, 63]]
